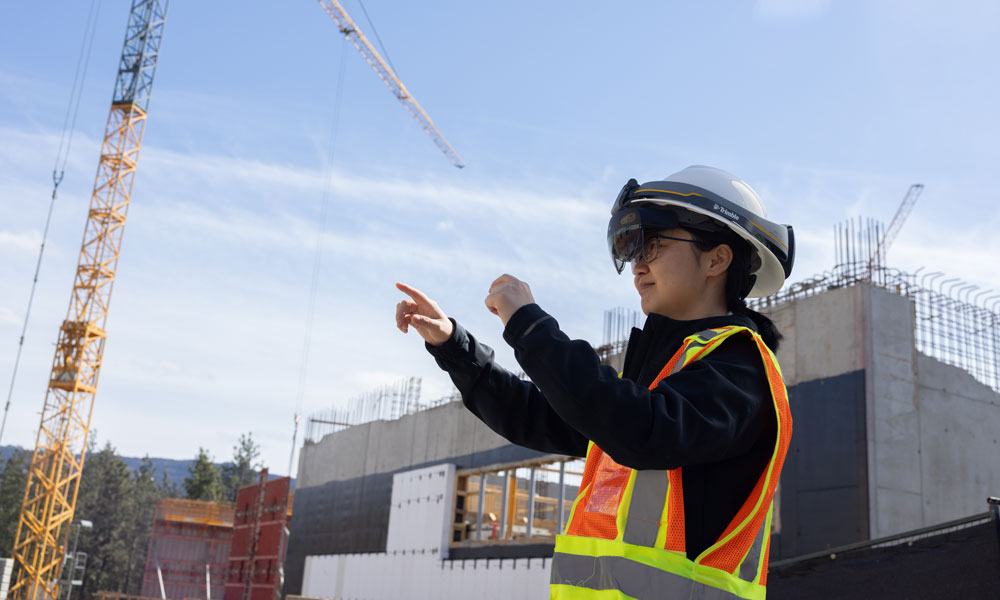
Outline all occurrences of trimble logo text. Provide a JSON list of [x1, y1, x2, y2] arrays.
[[713, 203, 739, 221]]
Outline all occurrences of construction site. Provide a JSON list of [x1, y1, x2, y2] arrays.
[[2, 1, 999, 600], [287, 220, 1000, 599]]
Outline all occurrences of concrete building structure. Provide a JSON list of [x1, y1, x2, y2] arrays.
[[284, 273, 1000, 599]]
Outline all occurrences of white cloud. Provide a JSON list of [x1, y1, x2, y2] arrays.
[[0, 229, 42, 255]]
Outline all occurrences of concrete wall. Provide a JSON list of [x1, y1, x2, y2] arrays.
[[296, 401, 521, 489], [861, 285, 923, 537], [765, 283, 1000, 540], [917, 353, 1000, 524]]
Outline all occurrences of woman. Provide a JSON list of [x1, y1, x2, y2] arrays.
[[395, 165, 795, 599]]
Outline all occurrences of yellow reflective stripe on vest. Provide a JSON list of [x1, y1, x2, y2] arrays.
[[694, 334, 788, 577], [550, 554, 745, 600], [736, 505, 772, 583], [551, 535, 767, 600]]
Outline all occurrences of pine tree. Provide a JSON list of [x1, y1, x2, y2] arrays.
[[160, 470, 181, 498], [122, 456, 162, 594], [184, 447, 224, 502], [222, 432, 261, 501], [0, 449, 29, 555], [76, 442, 133, 598]]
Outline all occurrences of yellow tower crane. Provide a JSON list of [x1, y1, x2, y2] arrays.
[[9, 2, 168, 599], [315, 0, 465, 168]]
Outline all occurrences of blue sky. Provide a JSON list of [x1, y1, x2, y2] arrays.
[[1, 0, 998, 475]]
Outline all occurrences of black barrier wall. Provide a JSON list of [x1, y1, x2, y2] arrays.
[[775, 369, 869, 558], [768, 518, 1000, 599]]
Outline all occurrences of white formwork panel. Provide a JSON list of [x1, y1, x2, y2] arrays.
[[426, 558, 446, 600], [374, 553, 393, 600], [455, 559, 475, 598], [302, 554, 337, 599], [387, 552, 408, 600], [477, 559, 494, 596], [501, 558, 521, 599], [387, 463, 456, 555], [528, 558, 551, 597], [439, 558, 459, 599], [338, 554, 356, 600], [510, 558, 529, 598], [0, 559, 13, 600], [482, 558, 504, 600], [341, 553, 368, 600], [412, 553, 442, 600]]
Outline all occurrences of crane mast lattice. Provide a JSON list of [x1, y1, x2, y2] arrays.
[[315, 0, 465, 168], [9, 2, 168, 599]]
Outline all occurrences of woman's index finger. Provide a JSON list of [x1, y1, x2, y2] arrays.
[[395, 282, 432, 305]]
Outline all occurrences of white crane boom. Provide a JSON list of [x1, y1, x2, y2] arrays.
[[316, 0, 465, 168]]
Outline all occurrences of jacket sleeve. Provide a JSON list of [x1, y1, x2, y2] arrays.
[[503, 304, 772, 471], [425, 319, 590, 458]]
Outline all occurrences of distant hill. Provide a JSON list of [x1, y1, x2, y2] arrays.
[[1, 445, 294, 489]]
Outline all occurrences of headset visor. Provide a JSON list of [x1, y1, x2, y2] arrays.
[[607, 206, 680, 273], [610, 178, 794, 279]]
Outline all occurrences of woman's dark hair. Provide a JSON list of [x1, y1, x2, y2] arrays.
[[685, 228, 783, 352]]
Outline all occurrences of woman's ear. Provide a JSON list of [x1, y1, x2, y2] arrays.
[[706, 243, 733, 277]]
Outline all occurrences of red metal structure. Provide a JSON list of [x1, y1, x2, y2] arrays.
[[224, 471, 292, 600], [140, 499, 235, 600]]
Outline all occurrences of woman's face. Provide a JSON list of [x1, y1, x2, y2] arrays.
[[631, 228, 716, 318]]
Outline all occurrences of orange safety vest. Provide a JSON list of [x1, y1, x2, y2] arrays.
[[550, 326, 792, 600]]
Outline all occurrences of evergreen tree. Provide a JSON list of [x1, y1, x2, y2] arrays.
[[221, 432, 261, 501], [122, 456, 162, 595], [76, 442, 133, 598], [160, 469, 181, 498], [184, 447, 224, 502], [0, 449, 29, 556]]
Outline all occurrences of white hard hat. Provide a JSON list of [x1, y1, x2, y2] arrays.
[[608, 165, 795, 297]]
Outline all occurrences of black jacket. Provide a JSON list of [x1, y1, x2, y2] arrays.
[[427, 303, 777, 559]]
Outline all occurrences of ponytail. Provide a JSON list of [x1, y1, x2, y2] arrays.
[[688, 229, 784, 352]]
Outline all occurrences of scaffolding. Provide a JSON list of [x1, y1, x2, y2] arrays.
[[751, 216, 1000, 393], [596, 307, 643, 361], [225, 471, 292, 600], [141, 499, 235, 600], [304, 377, 425, 442]]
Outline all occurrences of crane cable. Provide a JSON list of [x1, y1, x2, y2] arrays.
[[288, 39, 349, 477], [0, 0, 103, 447], [356, 0, 399, 77]]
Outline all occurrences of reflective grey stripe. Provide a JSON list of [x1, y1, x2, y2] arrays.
[[737, 523, 767, 583], [669, 328, 727, 375], [692, 328, 725, 342], [550, 552, 744, 600], [622, 470, 668, 547]]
